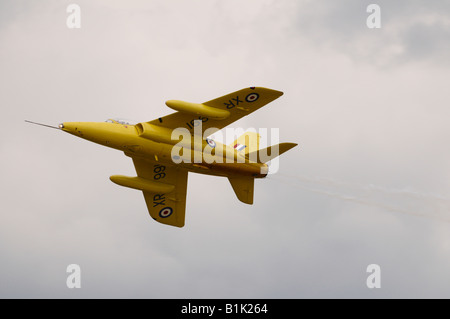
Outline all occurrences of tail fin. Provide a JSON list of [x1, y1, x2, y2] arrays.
[[230, 132, 260, 156], [247, 142, 297, 163], [228, 177, 254, 204]]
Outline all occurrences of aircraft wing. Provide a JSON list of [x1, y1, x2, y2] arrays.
[[148, 87, 283, 135], [131, 156, 188, 227]]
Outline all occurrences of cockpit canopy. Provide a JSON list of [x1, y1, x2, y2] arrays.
[[105, 118, 136, 125]]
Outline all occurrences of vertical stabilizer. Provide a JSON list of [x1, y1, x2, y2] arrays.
[[229, 132, 260, 156]]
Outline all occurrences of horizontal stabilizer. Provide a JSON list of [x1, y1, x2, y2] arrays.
[[228, 177, 254, 205], [247, 142, 297, 163]]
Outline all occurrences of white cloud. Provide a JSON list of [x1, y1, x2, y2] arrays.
[[0, 0, 449, 298]]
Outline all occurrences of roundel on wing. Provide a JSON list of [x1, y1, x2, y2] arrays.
[[245, 93, 259, 103], [159, 207, 173, 218], [206, 138, 216, 148]]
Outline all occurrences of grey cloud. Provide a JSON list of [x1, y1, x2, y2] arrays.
[[292, 0, 450, 66], [0, 0, 449, 299]]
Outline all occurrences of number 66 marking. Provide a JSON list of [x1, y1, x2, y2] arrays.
[[153, 164, 166, 180]]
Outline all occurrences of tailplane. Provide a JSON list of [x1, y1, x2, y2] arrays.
[[247, 142, 297, 163], [227, 135, 297, 204], [228, 176, 254, 204]]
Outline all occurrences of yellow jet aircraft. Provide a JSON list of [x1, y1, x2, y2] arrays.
[[27, 87, 297, 227]]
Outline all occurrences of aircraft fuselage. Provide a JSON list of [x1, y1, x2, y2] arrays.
[[60, 121, 268, 178]]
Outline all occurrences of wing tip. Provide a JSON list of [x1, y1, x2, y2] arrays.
[[252, 86, 283, 96], [151, 216, 185, 228], [255, 87, 284, 99]]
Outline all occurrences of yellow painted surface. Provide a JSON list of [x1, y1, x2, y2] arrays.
[[56, 87, 297, 227]]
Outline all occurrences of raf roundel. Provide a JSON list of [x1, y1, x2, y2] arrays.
[[245, 93, 259, 103], [159, 207, 173, 218], [206, 138, 216, 148]]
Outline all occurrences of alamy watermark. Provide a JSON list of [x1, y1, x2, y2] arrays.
[[366, 4, 381, 29], [366, 264, 381, 289], [66, 264, 81, 289], [66, 4, 81, 29], [169, 122, 282, 174]]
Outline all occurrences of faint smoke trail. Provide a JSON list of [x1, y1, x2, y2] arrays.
[[270, 173, 450, 223]]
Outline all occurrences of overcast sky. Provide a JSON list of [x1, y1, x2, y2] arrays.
[[1, 0, 449, 298]]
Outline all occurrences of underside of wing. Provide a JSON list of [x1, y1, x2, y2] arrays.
[[147, 87, 283, 135], [131, 157, 188, 228]]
